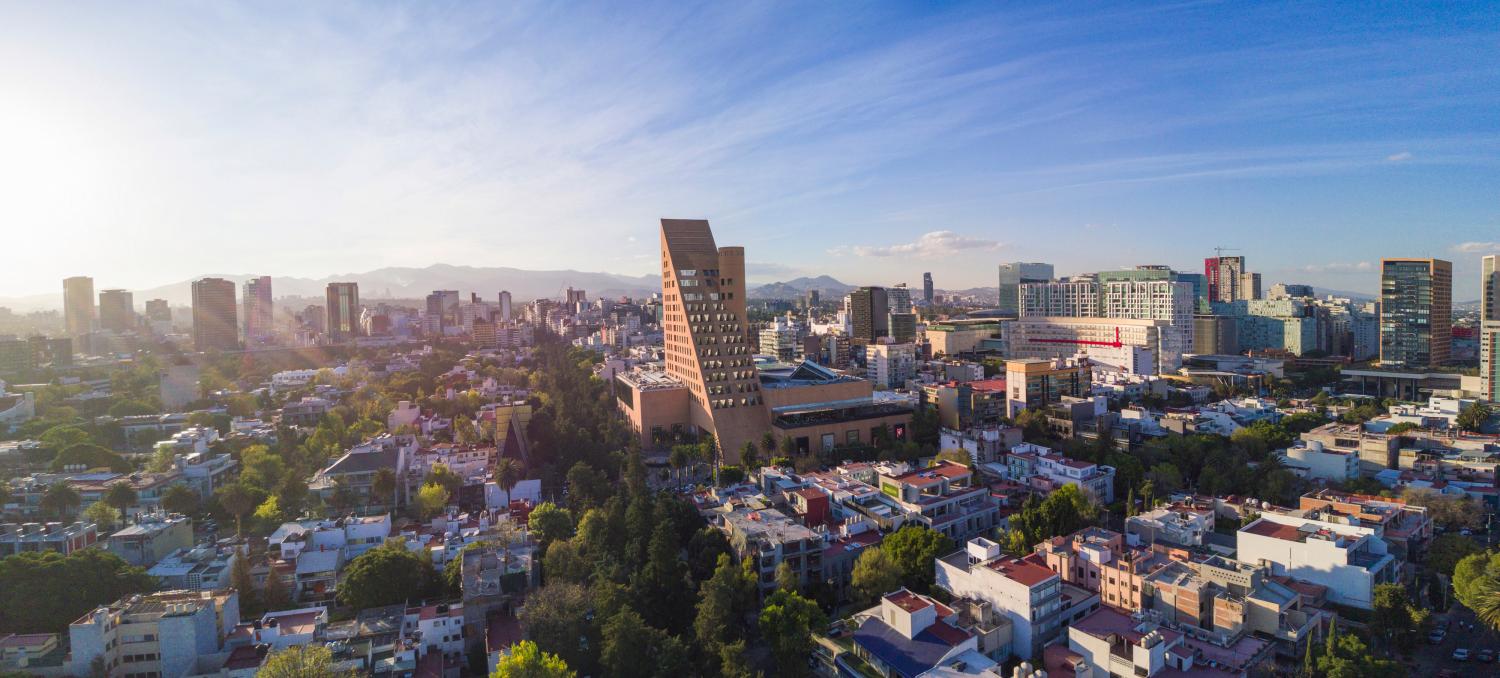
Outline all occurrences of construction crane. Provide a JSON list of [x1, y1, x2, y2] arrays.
[[1212, 246, 1241, 260]]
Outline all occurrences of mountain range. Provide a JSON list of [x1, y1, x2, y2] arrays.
[[747, 275, 857, 301]]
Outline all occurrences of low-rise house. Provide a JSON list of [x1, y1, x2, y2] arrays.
[[1126, 501, 1214, 549], [1047, 606, 1275, 678], [1278, 440, 1360, 483], [1236, 511, 1398, 609], [0, 521, 99, 557], [309, 434, 415, 506], [279, 396, 333, 426], [106, 513, 193, 567], [877, 461, 1000, 543], [147, 544, 240, 591], [935, 537, 1099, 659], [849, 589, 994, 678], [1002, 443, 1116, 504], [1036, 527, 1172, 613]]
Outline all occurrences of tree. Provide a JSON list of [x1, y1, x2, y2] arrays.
[[1401, 487, 1483, 530], [372, 468, 397, 508], [775, 561, 799, 593], [630, 516, 693, 633], [761, 431, 777, 455], [881, 525, 955, 593], [337, 542, 437, 610], [1316, 629, 1403, 678], [1457, 401, 1492, 433], [454, 415, 479, 446], [695, 553, 754, 667], [565, 462, 610, 509], [1427, 534, 1483, 576], [758, 589, 826, 677], [238, 445, 287, 491], [739, 441, 759, 470], [518, 583, 597, 675], [260, 645, 353, 678], [541, 540, 591, 585], [39, 425, 92, 451], [83, 501, 121, 530], [1453, 550, 1500, 611], [230, 546, 257, 615], [262, 561, 292, 611], [0, 549, 156, 633], [103, 482, 138, 511], [425, 463, 464, 498], [528, 502, 574, 549], [851, 547, 902, 605], [218, 482, 259, 536], [50, 443, 130, 472], [1371, 583, 1426, 652], [600, 608, 688, 678], [39, 483, 81, 519], [415, 482, 450, 520], [254, 495, 284, 526], [494, 457, 524, 501], [491, 640, 575, 678], [147, 445, 176, 473], [161, 483, 199, 515]]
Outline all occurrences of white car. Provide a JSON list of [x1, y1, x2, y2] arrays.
[[1453, 648, 1470, 661]]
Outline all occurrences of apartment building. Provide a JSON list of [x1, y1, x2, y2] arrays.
[[1019, 279, 1100, 318], [848, 589, 995, 677], [1145, 555, 1321, 649], [1236, 512, 1398, 609], [0, 521, 99, 557], [69, 590, 240, 678], [107, 513, 193, 567], [1125, 502, 1213, 549], [147, 544, 240, 591], [1296, 489, 1431, 562], [936, 537, 1099, 659], [1002, 443, 1116, 504], [1036, 527, 1170, 613], [1004, 358, 1091, 417], [716, 504, 822, 595], [876, 461, 999, 542], [1050, 605, 1272, 678]]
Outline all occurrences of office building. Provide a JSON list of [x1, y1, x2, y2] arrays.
[[63, 276, 95, 339], [1100, 279, 1194, 368], [325, 282, 361, 342], [1193, 314, 1240, 355], [1005, 358, 1090, 416], [190, 278, 238, 352], [242, 276, 273, 343], [1020, 279, 1099, 318], [1007, 317, 1169, 373], [565, 287, 586, 307], [888, 312, 917, 344], [1379, 258, 1451, 368], [98, 289, 134, 333], [868, 342, 915, 389], [997, 262, 1053, 316], [1204, 256, 1247, 303], [660, 218, 765, 460], [805, 289, 821, 308], [922, 272, 934, 304], [887, 284, 913, 314], [498, 290, 513, 323], [758, 316, 805, 363], [68, 590, 239, 678], [1482, 255, 1500, 402], [1239, 272, 1262, 301], [846, 287, 890, 343], [145, 299, 171, 323]]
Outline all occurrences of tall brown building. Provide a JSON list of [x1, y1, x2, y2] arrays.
[[326, 282, 361, 342], [660, 219, 765, 461], [191, 277, 239, 351], [98, 289, 135, 333], [63, 276, 95, 339]]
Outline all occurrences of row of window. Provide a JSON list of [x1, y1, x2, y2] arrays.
[[123, 652, 160, 663]]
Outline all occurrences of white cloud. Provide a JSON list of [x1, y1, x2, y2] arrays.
[[1297, 261, 1373, 274], [1452, 242, 1500, 253], [836, 230, 1004, 259], [1386, 151, 1413, 162]]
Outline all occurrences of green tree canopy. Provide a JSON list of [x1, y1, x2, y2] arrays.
[[517, 583, 597, 676], [259, 644, 354, 678], [491, 640, 575, 678], [0, 549, 156, 634], [50, 443, 130, 472], [882, 525, 955, 593], [851, 546, 902, 605], [758, 589, 826, 677], [1427, 534, 1483, 577], [103, 482, 138, 510], [336, 542, 439, 610], [415, 482, 450, 520], [528, 502, 574, 549]]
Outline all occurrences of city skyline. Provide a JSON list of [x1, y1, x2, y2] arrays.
[[4, 3, 1499, 298]]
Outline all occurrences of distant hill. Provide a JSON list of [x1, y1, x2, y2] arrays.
[[0, 264, 661, 311], [1311, 287, 1377, 302], [749, 275, 856, 300]]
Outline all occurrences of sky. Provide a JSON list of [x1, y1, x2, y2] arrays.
[[3, 2, 1499, 301]]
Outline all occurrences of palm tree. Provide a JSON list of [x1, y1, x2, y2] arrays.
[[371, 468, 397, 510], [40, 483, 81, 519], [1474, 577, 1500, 632], [669, 445, 691, 487], [493, 457, 522, 505]]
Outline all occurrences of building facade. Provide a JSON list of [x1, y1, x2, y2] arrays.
[[1379, 258, 1451, 368], [63, 276, 95, 340], [98, 289, 135, 333], [998, 262, 1054, 316], [325, 282, 361, 342], [190, 277, 238, 352]]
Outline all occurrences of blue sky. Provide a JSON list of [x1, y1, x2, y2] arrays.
[[2, 2, 1498, 299]]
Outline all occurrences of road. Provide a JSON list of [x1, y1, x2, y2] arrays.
[[1411, 604, 1500, 676]]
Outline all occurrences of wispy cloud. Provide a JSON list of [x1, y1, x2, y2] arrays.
[[1386, 151, 1413, 162], [1296, 261, 1374, 274], [832, 231, 1004, 258], [1452, 242, 1500, 253]]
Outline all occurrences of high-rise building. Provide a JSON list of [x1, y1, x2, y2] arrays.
[[1483, 255, 1499, 324], [1020, 279, 1099, 318], [846, 287, 890, 343], [63, 276, 94, 339], [145, 298, 171, 322], [242, 276, 273, 343], [1200, 256, 1248, 304], [1480, 255, 1499, 401], [565, 287, 587, 308], [97, 289, 134, 333], [887, 284, 913, 314], [1239, 272, 1262, 301], [805, 289, 820, 308], [997, 262, 1053, 315], [499, 290, 513, 323], [1379, 258, 1451, 368], [660, 218, 765, 460], [191, 277, 238, 351], [922, 272, 934, 304], [1100, 279, 1194, 371], [326, 282, 361, 342]]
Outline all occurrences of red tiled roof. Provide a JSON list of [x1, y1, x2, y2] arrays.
[[885, 590, 932, 613], [1241, 520, 1304, 542], [985, 554, 1057, 587], [923, 619, 971, 646]]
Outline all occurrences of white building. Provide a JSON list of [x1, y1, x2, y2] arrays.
[[935, 537, 1098, 659], [1279, 440, 1359, 483], [1236, 512, 1398, 609], [1100, 280, 1194, 372], [1019, 279, 1100, 318], [869, 342, 916, 389], [1007, 317, 1174, 374]]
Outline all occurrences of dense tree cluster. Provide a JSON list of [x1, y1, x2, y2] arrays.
[[0, 549, 156, 633]]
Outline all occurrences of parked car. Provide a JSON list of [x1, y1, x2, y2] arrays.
[[1452, 648, 1470, 662], [1477, 649, 1495, 663], [1428, 629, 1446, 644]]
